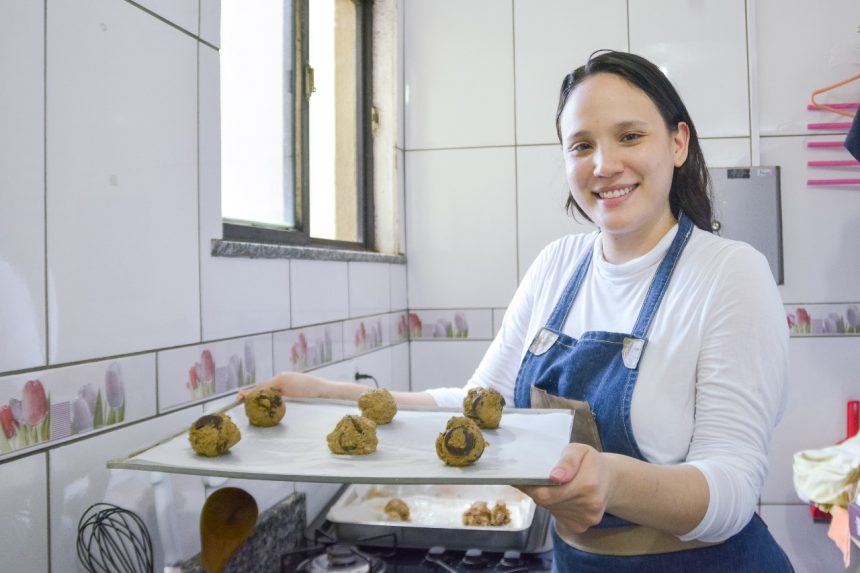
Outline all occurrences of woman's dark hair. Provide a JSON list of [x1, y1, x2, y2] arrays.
[[555, 50, 713, 232]]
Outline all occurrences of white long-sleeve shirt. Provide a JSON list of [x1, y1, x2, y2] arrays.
[[426, 224, 789, 543]]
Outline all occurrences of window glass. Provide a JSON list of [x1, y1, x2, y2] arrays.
[[220, 0, 294, 230]]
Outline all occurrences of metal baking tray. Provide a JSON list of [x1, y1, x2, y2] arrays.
[[325, 483, 548, 551], [108, 398, 574, 486]]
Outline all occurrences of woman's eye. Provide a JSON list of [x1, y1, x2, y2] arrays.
[[570, 142, 591, 153], [621, 132, 642, 142]]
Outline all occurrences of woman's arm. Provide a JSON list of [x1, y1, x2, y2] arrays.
[[521, 445, 708, 535], [239, 370, 438, 406]]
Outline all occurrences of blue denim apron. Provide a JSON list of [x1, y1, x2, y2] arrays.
[[513, 213, 793, 572]]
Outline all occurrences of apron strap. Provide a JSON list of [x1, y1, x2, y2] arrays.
[[630, 212, 695, 339], [545, 241, 595, 331]]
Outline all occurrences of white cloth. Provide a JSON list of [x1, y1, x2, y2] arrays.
[[794, 434, 860, 509], [426, 224, 789, 543]]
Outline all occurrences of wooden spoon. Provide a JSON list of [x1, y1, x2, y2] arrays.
[[200, 487, 258, 573]]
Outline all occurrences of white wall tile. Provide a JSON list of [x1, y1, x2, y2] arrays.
[[353, 346, 394, 390], [348, 262, 390, 318], [198, 45, 291, 341], [47, 0, 199, 363], [390, 263, 407, 311], [515, 145, 596, 281], [390, 342, 410, 392], [760, 136, 860, 303], [133, 0, 199, 35], [513, 0, 627, 146], [630, 0, 750, 138], [493, 308, 506, 337], [158, 335, 273, 411], [290, 260, 349, 327], [404, 0, 514, 149], [760, 505, 850, 573], [757, 0, 860, 136], [199, 0, 221, 46], [0, 453, 48, 572], [763, 337, 860, 504], [0, 0, 46, 373], [409, 340, 491, 392], [49, 408, 199, 573], [406, 148, 518, 308], [701, 138, 752, 167]]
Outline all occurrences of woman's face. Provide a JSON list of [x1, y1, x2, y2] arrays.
[[558, 73, 689, 258]]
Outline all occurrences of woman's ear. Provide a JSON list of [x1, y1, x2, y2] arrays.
[[673, 122, 691, 167]]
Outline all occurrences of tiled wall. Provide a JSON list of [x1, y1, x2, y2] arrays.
[[402, 0, 860, 570], [0, 0, 408, 571]]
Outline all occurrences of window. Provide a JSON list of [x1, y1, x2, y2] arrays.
[[220, 0, 374, 249]]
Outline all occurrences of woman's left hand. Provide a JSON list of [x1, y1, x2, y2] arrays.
[[518, 443, 616, 533]]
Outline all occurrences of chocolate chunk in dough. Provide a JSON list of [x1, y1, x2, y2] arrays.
[[384, 498, 410, 521], [327, 415, 378, 455], [188, 413, 241, 457], [435, 416, 488, 466], [463, 387, 505, 429], [358, 387, 397, 425], [244, 387, 286, 427]]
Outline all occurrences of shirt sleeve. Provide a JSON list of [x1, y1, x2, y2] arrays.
[[679, 245, 789, 543], [425, 240, 554, 408]]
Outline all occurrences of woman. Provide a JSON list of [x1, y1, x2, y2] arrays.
[[246, 51, 792, 571]]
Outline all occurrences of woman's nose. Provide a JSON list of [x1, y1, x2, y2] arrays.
[[592, 146, 623, 177]]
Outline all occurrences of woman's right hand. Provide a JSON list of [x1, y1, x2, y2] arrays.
[[237, 371, 328, 401]]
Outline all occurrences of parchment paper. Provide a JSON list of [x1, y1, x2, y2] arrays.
[[108, 398, 573, 485]]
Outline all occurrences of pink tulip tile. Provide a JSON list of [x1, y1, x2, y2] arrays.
[[273, 323, 344, 374], [785, 303, 860, 336], [343, 314, 388, 359], [405, 309, 493, 340], [389, 312, 409, 345], [157, 334, 273, 412], [0, 354, 156, 460]]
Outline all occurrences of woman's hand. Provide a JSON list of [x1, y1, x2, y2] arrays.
[[518, 443, 616, 533], [237, 371, 327, 401]]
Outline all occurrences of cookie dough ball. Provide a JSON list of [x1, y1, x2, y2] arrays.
[[188, 413, 241, 457], [358, 388, 397, 425], [244, 387, 286, 427], [327, 415, 378, 455], [384, 498, 410, 521], [463, 387, 505, 429], [435, 416, 488, 466], [462, 501, 491, 526], [462, 501, 511, 526], [490, 501, 511, 526]]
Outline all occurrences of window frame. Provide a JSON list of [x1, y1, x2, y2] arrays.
[[221, 0, 375, 252]]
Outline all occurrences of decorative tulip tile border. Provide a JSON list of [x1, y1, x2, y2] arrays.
[[405, 309, 494, 340], [0, 355, 156, 459], [157, 334, 273, 412], [785, 303, 860, 336]]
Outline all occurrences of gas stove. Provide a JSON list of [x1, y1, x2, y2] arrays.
[[278, 490, 554, 573], [281, 540, 553, 572]]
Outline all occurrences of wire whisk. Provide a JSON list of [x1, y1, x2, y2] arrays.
[[76, 503, 153, 573]]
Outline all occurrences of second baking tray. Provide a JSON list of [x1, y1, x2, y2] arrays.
[[326, 483, 548, 551]]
